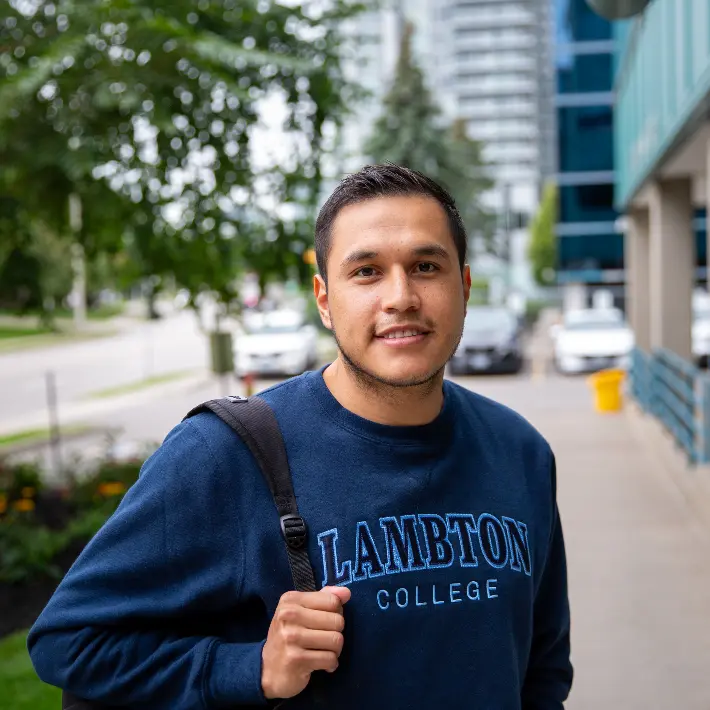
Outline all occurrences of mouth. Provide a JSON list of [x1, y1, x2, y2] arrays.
[[374, 327, 432, 347]]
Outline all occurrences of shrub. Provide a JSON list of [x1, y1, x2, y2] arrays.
[[0, 456, 142, 585]]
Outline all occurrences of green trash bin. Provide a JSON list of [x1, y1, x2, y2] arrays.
[[209, 331, 234, 375]]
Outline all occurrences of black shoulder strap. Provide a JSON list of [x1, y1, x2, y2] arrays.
[[185, 395, 318, 594]]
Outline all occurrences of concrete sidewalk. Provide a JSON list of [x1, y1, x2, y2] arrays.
[[478, 375, 710, 710]]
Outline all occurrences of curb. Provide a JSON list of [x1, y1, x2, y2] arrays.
[[0, 371, 213, 440]]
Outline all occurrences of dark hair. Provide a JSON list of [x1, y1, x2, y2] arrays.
[[314, 164, 468, 282]]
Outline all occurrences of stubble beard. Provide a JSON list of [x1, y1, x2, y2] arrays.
[[329, 311, 465, 401]]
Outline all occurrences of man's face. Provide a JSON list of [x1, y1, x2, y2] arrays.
[[314, 195, 471, 388]]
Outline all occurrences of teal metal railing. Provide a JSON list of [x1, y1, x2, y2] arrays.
[[630, 347, 710, 464]]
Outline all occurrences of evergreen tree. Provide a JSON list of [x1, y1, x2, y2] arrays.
[[365, 22, 495, 257]]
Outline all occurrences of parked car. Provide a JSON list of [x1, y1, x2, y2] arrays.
[[449, 306, 524, 375], [235, 310, 319, 377], [551, 308, 634, 375]]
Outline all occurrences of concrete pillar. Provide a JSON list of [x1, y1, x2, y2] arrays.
[[648, 179, 694, 360], [624, 209, 651, 351]]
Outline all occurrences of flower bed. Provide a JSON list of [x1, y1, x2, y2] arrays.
[[0, 456, 144, 639]]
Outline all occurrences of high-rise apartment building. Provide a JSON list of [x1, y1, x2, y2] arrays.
[[334, 0, 554, 300], [434, 0, 555, 219]]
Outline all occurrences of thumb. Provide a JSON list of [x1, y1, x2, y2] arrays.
[[321, 585, 351, 605]]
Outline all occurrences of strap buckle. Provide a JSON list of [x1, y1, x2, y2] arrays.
[[280, 514, 308, 550]]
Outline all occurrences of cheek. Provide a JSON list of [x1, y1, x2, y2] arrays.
[[430, 284, 465, 319], [330, 289, 378, 325]]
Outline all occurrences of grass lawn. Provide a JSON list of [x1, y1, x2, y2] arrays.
[[0, 630, 60, 710], [0, 425, 92, 452], [0, 303, 125, 322], [0, 326, 53, 340]]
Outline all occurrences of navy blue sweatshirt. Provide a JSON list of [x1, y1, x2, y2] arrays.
[[28, 367, 572, 709]]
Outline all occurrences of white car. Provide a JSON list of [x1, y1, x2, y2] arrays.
[[693, 299, 710, 367], [235, 310, 319, 377], [551, 308, 634, 375]]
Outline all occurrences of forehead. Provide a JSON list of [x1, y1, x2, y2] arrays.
[[329, 194, 455, 258]]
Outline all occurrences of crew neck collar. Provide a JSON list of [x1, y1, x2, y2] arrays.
[[305, 365, 456, 448]]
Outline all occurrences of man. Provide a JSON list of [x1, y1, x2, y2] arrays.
[[29, 164, 573, 708]]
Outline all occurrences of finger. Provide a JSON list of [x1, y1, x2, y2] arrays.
[[295, 607, 346, 633], [321, 586, 351, 605], [297, 649, 340, 674], [281, 590, 345, 613], [286, 628, 344, 655]]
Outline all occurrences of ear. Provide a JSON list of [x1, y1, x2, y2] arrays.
[[313, 274, 333, 330], [462, 264, 472, 307]]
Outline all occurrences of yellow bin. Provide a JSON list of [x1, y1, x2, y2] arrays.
[[587, 369, 625, 413]]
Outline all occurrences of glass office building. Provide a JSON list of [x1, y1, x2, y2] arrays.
[[554, 0, 623, 303]]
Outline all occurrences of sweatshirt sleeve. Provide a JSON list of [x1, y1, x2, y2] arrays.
[[521, 453, 574, 710], [27, 416, 268, 709]]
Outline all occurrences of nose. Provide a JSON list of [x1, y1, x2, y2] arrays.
[[381, 267, 420, 313]]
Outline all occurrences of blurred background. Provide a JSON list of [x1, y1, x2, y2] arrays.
[[1, 0, 710, 708]]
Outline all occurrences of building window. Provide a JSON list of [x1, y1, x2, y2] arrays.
[[556, 0, 612, 43], [557, 105, 613, 172], [556, 52, 613, 93], [559, 184, 616, 223], [558, 233, 624, 271]]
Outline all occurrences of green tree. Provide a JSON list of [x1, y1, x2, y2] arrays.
[[0, 0, 366, 317], [528, 182, 557, 286], [443, 119, 497, 256], [364, 22, 495, 258]]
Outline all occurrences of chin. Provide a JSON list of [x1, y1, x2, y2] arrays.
[[367, 357, 441, 387]]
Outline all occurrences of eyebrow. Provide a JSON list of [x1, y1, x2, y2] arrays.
[[340, 244, 452, 269]]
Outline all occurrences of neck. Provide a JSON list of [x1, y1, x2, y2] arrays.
[[322, 356, 445, 426]]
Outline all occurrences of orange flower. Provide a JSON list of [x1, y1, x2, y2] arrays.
[[97, 481, 126, 497], [21, 487, 36, 498], [13, 498, 35, 512]]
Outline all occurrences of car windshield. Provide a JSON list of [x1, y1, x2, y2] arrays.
[[464, 308, 516, 332], [564, 309, 626, 331], [243, 313, 303, 335]]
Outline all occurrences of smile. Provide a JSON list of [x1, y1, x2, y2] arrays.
[[375, 329, 430, 347], [381, 330, 426, 340]]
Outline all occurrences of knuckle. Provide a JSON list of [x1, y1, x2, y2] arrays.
[[282, 626, 301, 645], [334, 614, 345, 632], [278, 605, 298, 623], [284, 644, 303, 665], [281, 591, 299, 605]]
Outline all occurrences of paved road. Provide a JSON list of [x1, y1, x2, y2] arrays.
[[0, 311, 208, 432]]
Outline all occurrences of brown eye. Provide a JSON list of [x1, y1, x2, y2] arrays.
[[417, 262, 439, 274], [355, 267, 376, 278]]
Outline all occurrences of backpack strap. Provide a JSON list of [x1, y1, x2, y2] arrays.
[[185, 395, 318, 593]]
